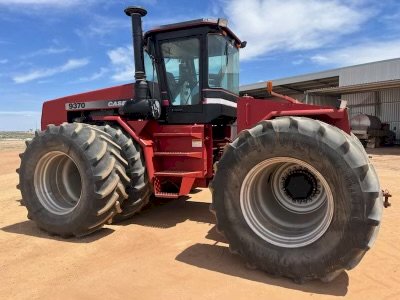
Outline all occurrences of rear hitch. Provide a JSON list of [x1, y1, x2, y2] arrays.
[[382, 190, 392, 208]]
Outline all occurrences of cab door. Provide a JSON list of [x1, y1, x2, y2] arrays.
[[157, 33, 205, 123]]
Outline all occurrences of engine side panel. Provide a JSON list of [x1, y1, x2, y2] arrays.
[[41, 84, 133, 130]]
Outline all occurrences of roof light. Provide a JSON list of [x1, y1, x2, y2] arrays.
[[217, 18, 228, 27]]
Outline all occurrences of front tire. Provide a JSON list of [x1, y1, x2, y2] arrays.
[[18, 123, 129, 237], [211, 117, 382, 282]]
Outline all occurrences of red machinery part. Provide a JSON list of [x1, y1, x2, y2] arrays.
[[237, 96, 351, 134], [41, 84, 134, 130]]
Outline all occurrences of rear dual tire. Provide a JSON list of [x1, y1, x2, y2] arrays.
[[211, 117, 382, 282], [101, 125, 151, 221]]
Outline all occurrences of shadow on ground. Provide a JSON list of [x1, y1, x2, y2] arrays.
[[129, 196, 349, 295], [176, 243, 349, 296], [1, 220, 114, 243], [4, 195, 213, 242], [119, 196, 215, 229], [4, 195, 349, 294], [367, 146, 400, 156], [15, 199, 24, 206]]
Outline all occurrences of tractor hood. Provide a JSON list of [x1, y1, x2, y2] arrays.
[[41, 84, 134, 130]]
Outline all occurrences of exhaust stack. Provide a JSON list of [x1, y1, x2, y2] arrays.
[[122, 6, 160, 119], [124, 6, 148, 102]]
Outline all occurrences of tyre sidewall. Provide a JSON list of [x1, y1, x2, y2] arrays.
[[21, 133, 95, 235], [214, 128, 369, 278]]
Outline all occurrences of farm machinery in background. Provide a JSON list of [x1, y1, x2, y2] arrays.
[[17, 6, 384, 283], [351, 114, 396, 148]]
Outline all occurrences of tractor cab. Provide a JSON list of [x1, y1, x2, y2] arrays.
[[122, 7, 245, 124]]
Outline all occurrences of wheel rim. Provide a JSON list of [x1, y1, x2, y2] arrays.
[[240, 157, 334, 248], [34, 151, 83, 215]]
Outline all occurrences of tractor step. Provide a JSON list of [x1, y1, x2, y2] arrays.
[[154, 170, 203, 177], [154, 151, 202, 158], [154, 192, 180, 199], [152, 125, 205, 197]]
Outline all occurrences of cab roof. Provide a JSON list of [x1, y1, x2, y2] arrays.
[[144, 18, 242, 44]]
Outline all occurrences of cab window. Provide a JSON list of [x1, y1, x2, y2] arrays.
[[144, 51, 158, 83], [161, 37, 200, 105], [208, 34, 239, 95], [144, 51, 160, 100]]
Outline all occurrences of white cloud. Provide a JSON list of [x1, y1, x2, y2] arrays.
[[0, 0, 81, 6], [76, 14, 198, 42], [107, 46, 135, 82], [292, 59, 304, 65], [0, 0, 83, 6], [0, 0, 153, 7], [74, 67, 108, 83], [0, 59, 8, 64], [13, 58, 89, 83], [221, 0, 371, 60], [75, 15, 130, 39], [311, 40, 400, 67], [0, 0, 153, 6], [22, 47, 70, 59]]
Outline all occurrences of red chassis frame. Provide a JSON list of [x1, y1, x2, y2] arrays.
[[41, 84, 350, 197]]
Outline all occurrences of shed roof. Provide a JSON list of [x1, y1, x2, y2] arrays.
[[306, 79, 400, 96], [240, 58, 400, 98]]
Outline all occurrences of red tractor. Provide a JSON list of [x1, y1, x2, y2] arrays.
[[17, 7, 383, 283]]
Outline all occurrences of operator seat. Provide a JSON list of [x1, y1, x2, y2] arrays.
[[166, 72, 179, 101]]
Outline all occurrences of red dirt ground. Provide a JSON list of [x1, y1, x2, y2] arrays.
[[0, 141, 399, 299]]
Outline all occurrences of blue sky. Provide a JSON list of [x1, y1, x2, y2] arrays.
[[0, 0, 399, 130]]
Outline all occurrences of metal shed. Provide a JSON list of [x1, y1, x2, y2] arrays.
[[240, 58, 400, 142]]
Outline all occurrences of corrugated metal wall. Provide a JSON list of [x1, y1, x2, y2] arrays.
[[289, 93, 306, 102], [343, 88, 400, 140], [339, 59, 400, 86], [343, 92, 376, 117], [280, 93, 339, 107], [304, 94, 339, 106]]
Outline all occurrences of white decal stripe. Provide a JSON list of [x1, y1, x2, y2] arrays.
[[203, 98, 237, 108]]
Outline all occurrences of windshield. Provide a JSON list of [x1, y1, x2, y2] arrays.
[[161, 38, 200, 105], [208, 34, 239, 95]]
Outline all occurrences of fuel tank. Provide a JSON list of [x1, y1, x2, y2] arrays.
[[350, 114, 382, 133]]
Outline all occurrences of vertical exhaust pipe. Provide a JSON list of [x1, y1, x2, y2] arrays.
[[122, 6, 161, 119], [124, 6, 148, 102]]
